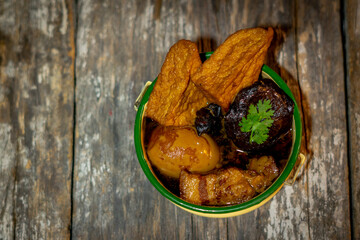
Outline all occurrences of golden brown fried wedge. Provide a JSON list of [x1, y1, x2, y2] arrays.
[[191, 27, 274, 110], [146, 40, 208, 126]]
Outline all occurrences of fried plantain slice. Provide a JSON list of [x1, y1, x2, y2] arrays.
[[146, 40, 208, 126], [191, 27, 274, 111]]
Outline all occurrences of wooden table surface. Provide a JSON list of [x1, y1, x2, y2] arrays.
[[0, 0, 359, 239]]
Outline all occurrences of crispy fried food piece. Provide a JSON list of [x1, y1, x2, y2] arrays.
[[146, 40, 208, 126], [167, 81, 208, 126], [179, 155, 279, 206], [191, 27, 274, 110]]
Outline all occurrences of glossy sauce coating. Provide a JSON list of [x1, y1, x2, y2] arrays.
[[225, 78, 294, 152], [147, 126, 220, 178], [179, 156, 279, 206]]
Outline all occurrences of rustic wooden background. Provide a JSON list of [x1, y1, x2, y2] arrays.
[[0, 0, 359, 239]]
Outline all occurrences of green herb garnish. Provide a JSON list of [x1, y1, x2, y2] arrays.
[[239, 99, 274, 144]]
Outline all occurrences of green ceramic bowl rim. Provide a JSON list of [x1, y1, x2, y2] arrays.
[[134, 53, 302, 214]]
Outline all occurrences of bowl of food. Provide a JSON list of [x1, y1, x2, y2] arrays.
[[134, 28, 303, 218]]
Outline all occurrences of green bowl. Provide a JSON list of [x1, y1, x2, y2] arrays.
[[134, 55, 302, 217]]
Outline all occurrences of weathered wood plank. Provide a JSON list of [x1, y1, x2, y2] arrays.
[[162, 1, 230, 238], [296, 0, 351, 239], [210, 1, 311, 239], [344, 0, 360, 238], [0, 0, 75, 239], [73, 0, 194, 239]]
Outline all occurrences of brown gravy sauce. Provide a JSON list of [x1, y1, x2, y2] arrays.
[[143, 117, 292, 198]]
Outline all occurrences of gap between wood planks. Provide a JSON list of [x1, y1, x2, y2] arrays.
[[70, 0, 79, 239], [340, 0, 354, 239]]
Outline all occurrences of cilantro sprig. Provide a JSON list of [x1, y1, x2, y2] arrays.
[[239, 99, 274, 144]]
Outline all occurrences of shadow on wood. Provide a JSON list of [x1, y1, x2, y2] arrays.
[[195, 37, 218, 54], [265, 25, 313, 182]]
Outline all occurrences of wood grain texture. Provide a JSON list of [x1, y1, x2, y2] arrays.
[[73, 0, 194, 239], [0, 0, 75, 239], [345, 0, 360, 238], [215, 1, 311, 239], [297, 0, 351, 239]]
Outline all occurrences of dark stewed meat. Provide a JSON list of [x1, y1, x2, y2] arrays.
[[224, 78, 294, 152], [195, 103, 222, 136]]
